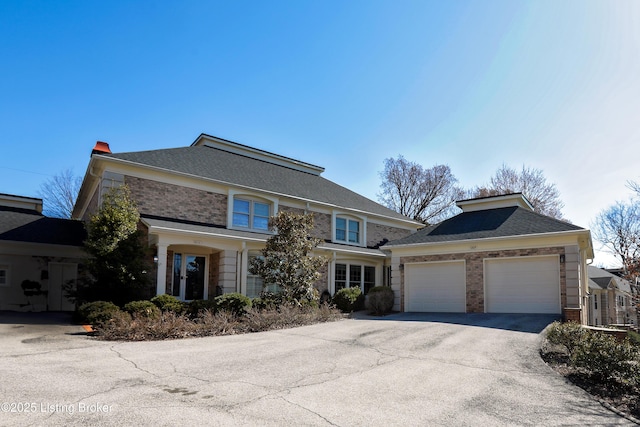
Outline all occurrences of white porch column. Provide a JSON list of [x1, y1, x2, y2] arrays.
[[156, 243, 168, 295], [239, 243, 248, 295], [329, 252, 336, 295]]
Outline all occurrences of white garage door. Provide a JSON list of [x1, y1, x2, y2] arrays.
[[485, 256, 560, 314], [405, 261, 466, 312]]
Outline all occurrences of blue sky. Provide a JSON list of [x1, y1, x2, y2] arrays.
[[1, 1, 639, 267]]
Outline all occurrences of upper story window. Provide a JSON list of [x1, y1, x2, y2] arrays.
[[232, 197, 271, 231], [334, 214, 365, 245]]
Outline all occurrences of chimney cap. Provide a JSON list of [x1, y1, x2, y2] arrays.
[[92, 141, 111, 155]]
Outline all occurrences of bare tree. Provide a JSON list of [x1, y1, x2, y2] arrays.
[[471, 164, 565, 219], [38, 169, 82, 218], [628, 180, 640, 196], [592, 201, 640, 272], [378, 156, 463, 225], [592, 200, 640, 319]]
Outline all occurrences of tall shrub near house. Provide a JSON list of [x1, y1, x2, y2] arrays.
[[249, 211, 327, 305], [75, 185, 151, 306]]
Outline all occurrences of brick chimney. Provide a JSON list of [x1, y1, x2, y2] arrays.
[[92, 141, 111, 155]]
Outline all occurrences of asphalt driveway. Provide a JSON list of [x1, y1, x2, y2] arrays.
[[0, 311, 635, 426]]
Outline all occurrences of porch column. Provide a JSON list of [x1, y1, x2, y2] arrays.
[[239, 243, 248, 295], [156, 243, 168, 295]]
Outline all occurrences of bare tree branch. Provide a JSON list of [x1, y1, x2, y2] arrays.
[[471, 164, 565, 220], [38, 169, 82, 218], [378, 156, 461, 225]]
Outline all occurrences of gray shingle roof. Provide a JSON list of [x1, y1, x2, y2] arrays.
[[102, 145, 413, 221], [387, 206, 584, 246], [588, 265, 632, 293], [0, 207, 86, 246]]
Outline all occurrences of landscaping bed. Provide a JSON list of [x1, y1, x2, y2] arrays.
[[540, 321, 640, 420], [77, 293, 351, 341]]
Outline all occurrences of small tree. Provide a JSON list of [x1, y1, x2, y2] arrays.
[[249, 211, 327, 305], [74, 185, 151, 306]]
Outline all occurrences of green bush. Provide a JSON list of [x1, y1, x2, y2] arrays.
[[123, 300, 160, 319], [215, 292, 252, 316], [187, 299, 218, 318], [151, 294, 185, 313], [333, 287, 364, 313], [571, 332, 640, 386], [366, 286, 394, 315], [545, 321, 588, 353], [77, 301, 121, 325], [252, 297, 272, 311], [545, 321, 640, 388]]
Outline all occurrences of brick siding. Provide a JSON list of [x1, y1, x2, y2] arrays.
[[126, 176, 227, 225], [367, 222, 413, 248], [399, 247, 567, 313]]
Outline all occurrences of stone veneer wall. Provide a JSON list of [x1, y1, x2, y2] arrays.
[[399, 247, 567, 313], [126, 176, 227, 225]]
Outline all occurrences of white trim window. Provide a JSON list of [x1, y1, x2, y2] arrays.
[[232, 197, 271, 231], [0, 264, 9, 287], [335, 263, 376, 294], [334, 214, 365, 245]]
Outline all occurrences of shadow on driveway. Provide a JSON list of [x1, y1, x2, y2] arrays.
[[353, 311, 560, 333], [0, 310, 75, 325]]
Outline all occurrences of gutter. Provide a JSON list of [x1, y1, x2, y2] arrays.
[[383, 228, 594, 249]]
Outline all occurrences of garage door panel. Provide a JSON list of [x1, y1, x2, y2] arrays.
[[485, 256, 560, 314], [406, 261, 466, 312]]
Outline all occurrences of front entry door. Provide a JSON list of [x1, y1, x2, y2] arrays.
[[172, 254, 207, 301]]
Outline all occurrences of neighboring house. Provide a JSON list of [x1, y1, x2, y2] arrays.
[[72, 135, 422, 302], [587, 266, 636, 326], [0, 193, 86, 311], [384, 194, 594, 323]]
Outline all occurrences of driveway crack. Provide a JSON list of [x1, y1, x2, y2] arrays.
[[109, 344, 160, 378]]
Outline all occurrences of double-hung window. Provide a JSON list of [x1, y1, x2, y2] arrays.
[[335, 216, 361, 244], [233, 198, 270, 231]]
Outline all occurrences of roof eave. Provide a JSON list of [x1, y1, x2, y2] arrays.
[[385, 228, 594, 251]]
